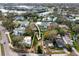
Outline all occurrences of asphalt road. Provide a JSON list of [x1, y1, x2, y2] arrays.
[[62, 35, 79, 56], [71, 47, 79, 56], [0, 26, 18, 56]]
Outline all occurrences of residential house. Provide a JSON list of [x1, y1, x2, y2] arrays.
[[59, 24, 69, 30], [13, 20, 29, 35], [23, 36, 32, 46], [47, 23, 58, 30], [13, 27, 25, 35], [44, 40, 54, 48], [39, 11, 50, 16], [20, 20, 29, 27], [14, 16, 25, 21]]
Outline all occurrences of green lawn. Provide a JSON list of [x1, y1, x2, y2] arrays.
[[51, 48, 63, 50], [73, 41, 79, 52], [32, 34, 38, 47], [48, 50, 65, 54], [51, 52, 65, 54]]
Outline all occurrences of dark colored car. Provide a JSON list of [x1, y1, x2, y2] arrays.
[[4, 42, 6, 44]]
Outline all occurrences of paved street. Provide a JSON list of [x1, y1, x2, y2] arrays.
[[0, 26, 18, 56], [62, 35, 73, 45], [62, 35, 79, 56], [71, 47, 79, 56]]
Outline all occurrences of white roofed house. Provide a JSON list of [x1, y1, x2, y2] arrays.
[[35, 16, 57, 32], [13, 20, 29, 35], [75, 16, 79, 20], [13, 27, 25, 36], [20, 20, 29, 27], [14, 15, 25, 21], [39, 11, 50, 16], [23, 36, 32, 47]]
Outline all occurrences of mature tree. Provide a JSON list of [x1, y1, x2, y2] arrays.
[[37, 45, 43, 54], [6, 12, 16, 19], [11, 35, 23, 48], [39, 16, 44, 21], [77, 34, 79, 40], [22, 12, 39, 22], [24, 25, 34, 36], [2, 19, 16, 31], [44, 29, 58, 40], [64, 20, 71, 27], [58, 28, 67, 36], [68, 8, 78, 14], [53, 7, 58, 15], [0, 10, 3, 21], [55, 18, 65, 24], [44, 29, 59, 47], [66, 44, 72, 52], [0, 10, 2, 17], [72, 24, 79, 34], [55, 14, 71, 26]]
